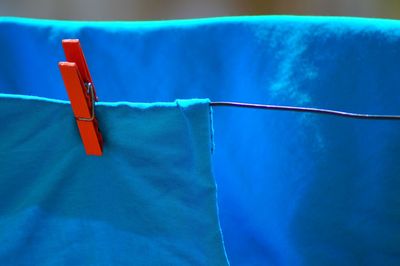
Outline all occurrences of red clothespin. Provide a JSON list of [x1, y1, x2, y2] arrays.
[[58, 39, 103, 156]]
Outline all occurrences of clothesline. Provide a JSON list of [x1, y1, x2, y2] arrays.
[[210, 101, 400, 120]]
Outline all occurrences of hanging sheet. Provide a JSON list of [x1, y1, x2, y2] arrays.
[[1, 16, 400, 265], [0, 94, 228, 265]]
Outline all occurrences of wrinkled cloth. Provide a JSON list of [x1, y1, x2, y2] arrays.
[[1, 16, 400, 265], [0, 95, 228, 265]]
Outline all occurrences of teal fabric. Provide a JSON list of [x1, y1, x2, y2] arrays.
[[0, 94, 228, 265]]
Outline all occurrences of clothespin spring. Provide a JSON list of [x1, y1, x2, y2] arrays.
[[76, 82, 96, 122]]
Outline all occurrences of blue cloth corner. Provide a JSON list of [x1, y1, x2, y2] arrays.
[[0, 94, 228, 265]]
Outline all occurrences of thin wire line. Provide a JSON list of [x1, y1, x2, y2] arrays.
[[210, 101, 400, 120]]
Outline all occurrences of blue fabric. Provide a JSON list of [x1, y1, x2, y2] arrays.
[[0, 95, 228, 265], [1, 16, 400, 265]]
